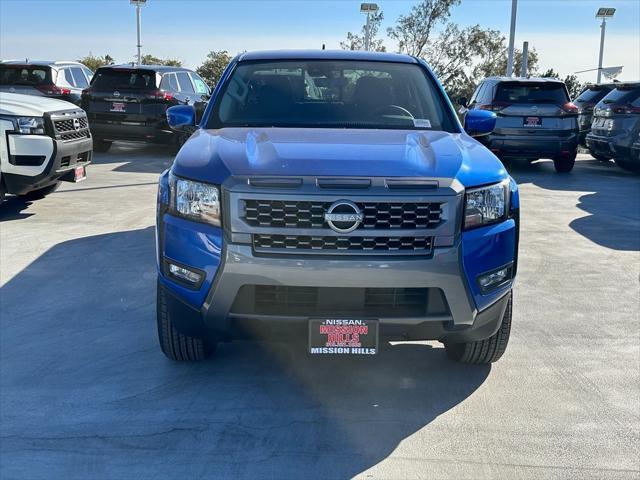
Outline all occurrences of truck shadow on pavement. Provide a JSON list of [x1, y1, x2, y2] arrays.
[[0, 226, 489, 480], [508, 159, 640, 251], [91, 141, 175, 174], [0, 196, 34, 221]]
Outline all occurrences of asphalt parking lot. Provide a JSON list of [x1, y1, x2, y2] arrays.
[[1, 144, 638, 479]]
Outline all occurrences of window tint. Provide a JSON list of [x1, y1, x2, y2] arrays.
[[71, 67, 89, 88], [476, 83, 488, 104], [601, 87, 640, 105], [176, 72, 195, 93], [160, 73, 178, 91], [482, 83, 495, 103], [575, 86, 612, 104], [91, 69, 157, 90], [209, 60, 457, 132], [82, 67, 94, 81], [189, 73, 209, 94], [63, 68, 75, 86], [495, 82, 569, 104], [469, 83, 482, 104], [0, 66, 52, 86]]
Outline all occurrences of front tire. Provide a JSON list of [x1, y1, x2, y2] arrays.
[[444, 293, 512, 364], [20, 181, 60, 200], [157, 280, 215, 361], [553, 150, 576, 173], [93, 139, 112, 153]]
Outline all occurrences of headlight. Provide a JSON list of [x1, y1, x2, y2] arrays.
[[464, 180, 508, 229], [169, 172, 221, 226], [16, 117, 46, 135]]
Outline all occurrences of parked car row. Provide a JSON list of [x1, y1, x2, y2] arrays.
[[1, 55, 638, 207], [584, 82, 640, 172]]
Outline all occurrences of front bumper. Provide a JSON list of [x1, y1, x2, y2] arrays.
[[157, 217, 518, 345], [484, 131, 578, 159], [2, 135, 92, 195]]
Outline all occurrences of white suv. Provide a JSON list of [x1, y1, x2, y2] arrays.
[[0, 92, 92, 203]]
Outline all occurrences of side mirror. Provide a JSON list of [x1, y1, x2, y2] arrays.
[[464, 110, 496, 137], [167, 105, 196, 133], [458, 96, 468, 108]]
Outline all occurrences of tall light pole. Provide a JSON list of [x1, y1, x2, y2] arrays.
[[596, 7, 616, 83], [506, 0, 518, 76], [130, 0, 147, 65], [360, 3, 378, 51]]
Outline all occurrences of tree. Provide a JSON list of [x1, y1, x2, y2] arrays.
[[141, 54, 182, 67], [340, 10, 386, 52], [541, 69, 583, 99], [387, 0, 460, 57], [563, 74, 583, 99], [196, 50, 232, 88], [424, 23, 491, 100], [77, 53, 114, 72]]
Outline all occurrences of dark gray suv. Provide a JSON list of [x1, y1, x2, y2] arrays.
[[462, 77, 579, 172], [574, 83, 615, 155], [586, 83, 640, 173]]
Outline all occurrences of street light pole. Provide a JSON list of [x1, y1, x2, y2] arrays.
[[130, 0, 147, 65], [506, 0, 518, 76], [360, 3, 378, 52], [136, 4, 142, 64], [595, 7, 616, 84], [597, 18, 607, 83], [364, 11, 371, 51]]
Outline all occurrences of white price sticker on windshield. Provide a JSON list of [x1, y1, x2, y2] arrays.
[[413, 119, 431, 128]]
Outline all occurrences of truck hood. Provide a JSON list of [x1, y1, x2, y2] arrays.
[[172, 128, 507, 188], [0, 92, 78, 116]]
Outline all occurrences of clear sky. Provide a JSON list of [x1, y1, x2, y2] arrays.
[[0, 0, 638, 83]]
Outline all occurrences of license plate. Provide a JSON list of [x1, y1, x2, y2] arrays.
[[524, 116, 541, 127], [73, 166, 86, 182], [309, 319, 378, 355], [110, 102, 126, 112]]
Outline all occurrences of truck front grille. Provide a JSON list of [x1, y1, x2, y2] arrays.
[[230, 286, 449, 318], [244, 200, 442, 230], [253, 234, 432, 255], [49, 110, 91, 143]]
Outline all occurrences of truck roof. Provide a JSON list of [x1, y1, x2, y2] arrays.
[[237, 50, 419, 64]]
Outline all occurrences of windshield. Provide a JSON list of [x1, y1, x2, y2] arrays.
[[0, 66, 52, 86], [91, 68, 157, 90], [495, 82, 569, 104], [207, 60, 457, 132]]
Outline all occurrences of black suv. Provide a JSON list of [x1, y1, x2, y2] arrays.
[[462, 77, 579, 172], [586, 83, 640, 172], [81, 64, 210, 152], [574, 83, 615, 156], [0, 60, 93, 105]]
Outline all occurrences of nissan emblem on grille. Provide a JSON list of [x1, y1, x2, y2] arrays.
[[324, 200, 364, 233], [73, 118, 81, 131]]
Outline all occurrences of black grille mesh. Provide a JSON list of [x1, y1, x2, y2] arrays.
[[253, 234, 432, 254], [244, 200, 442, 230]]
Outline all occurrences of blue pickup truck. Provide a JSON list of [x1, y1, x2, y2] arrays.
[[155, 50, 519, 365]]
